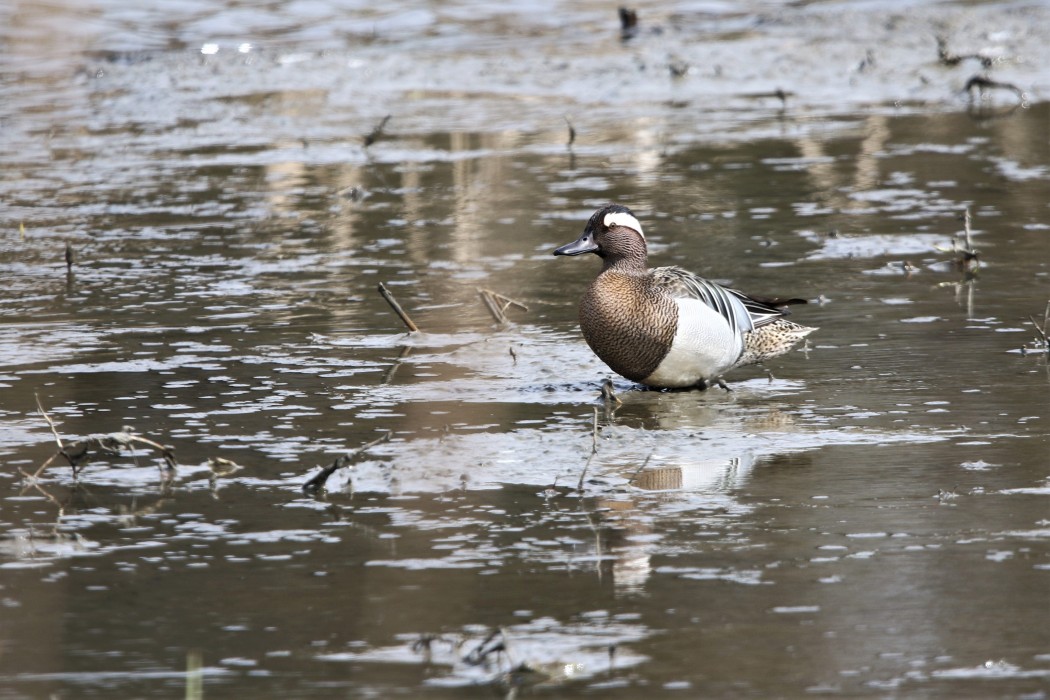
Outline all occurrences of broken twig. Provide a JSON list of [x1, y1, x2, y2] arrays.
[[590, 406, 599, 455], [626, 451, 655, 486], [575, 407, 600, 493], [36, 394, 64, 452], [464, 628, 512, 667], [1023, 300, 1050, 357], [363, 114, 391, 147], [618, 7, 638, 40], [302, 431, 392, 494], [937, 37, 993, 69], [378, 282, 420, 333], [30, 402, 177, 481], [964, 75, 1025, 102], [207, 457, 244, 485], [956, 206, 980, 272], [478, 288, 529, 325]]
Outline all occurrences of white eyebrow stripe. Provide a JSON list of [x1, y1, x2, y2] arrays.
[[603, 212, 644, 239]]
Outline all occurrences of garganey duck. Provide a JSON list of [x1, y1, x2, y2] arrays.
[[553, 203, 816, 389]]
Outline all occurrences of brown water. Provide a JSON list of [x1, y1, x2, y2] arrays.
[[2, 1, 1050, 697]]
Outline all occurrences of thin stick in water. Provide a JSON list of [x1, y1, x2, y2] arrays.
[[477, 288, 529, 325], [36, 393, 64, 451], [303, 431, 392, 494], [591, 406, 599, 455], [363, 114, 391, 147], [377, 282, 420, 333], [627, 450, 655, 485], [1028, 300, 1050, 355], [576, 407, 600, 493], [478, 289, 506, 324]]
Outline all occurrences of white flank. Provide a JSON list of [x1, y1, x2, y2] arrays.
[[603, 212, 644, 240], [642, 298, 743, 388]]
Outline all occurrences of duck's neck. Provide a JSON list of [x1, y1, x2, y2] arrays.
[[601, 237, 649, 273]]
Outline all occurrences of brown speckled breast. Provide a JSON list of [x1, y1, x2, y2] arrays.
[[578, 270, 678, 382]]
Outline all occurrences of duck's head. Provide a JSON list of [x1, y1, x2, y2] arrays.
[[553, 204, 646, 260]]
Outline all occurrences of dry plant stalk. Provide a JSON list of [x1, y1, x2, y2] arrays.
[[1025, 300, 1050, 356], [29, 397, 177, 480], [363, 114, 391, 147], [964, 75, 1025, 102], [478, 288, 529, 325], [627, 451, 655, 486], [576, 407, 600, 493], [936, 207, 980, 273], [377, 282, 420, 332], [302, 431, 392, 494], [957, 206, 980, 271]]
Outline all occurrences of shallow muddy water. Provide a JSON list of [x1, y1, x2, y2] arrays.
[[2, 0, 1050, 697]]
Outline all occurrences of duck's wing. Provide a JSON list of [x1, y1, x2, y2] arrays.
[[653, 267, 807, 331], [729, 291, 807, 328], [651, 266, 756, 334]]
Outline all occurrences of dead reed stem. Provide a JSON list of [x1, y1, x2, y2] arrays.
[[302, 431, 392, 494], [29, 400, 177, 481], [576, 407, 599, 493], [377, 282, 420, 333], [477, 288, 529, 325], [1027, 300, 1050, 355]]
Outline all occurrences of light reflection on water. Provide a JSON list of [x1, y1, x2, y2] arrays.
[[2, 0, 1050, 696]]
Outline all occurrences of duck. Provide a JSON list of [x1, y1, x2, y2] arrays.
[[553, 203, 816, 389]]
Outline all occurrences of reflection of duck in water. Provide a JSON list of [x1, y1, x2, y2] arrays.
[[600, 453, 758, 594], [630, 456, 750, 493], [554, 204, 816, 389]]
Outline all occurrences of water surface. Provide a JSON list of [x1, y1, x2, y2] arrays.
[[2, 1, 1050, 697]]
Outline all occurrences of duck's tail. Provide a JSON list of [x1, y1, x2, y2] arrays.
[[736, 320, 817, 367]]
